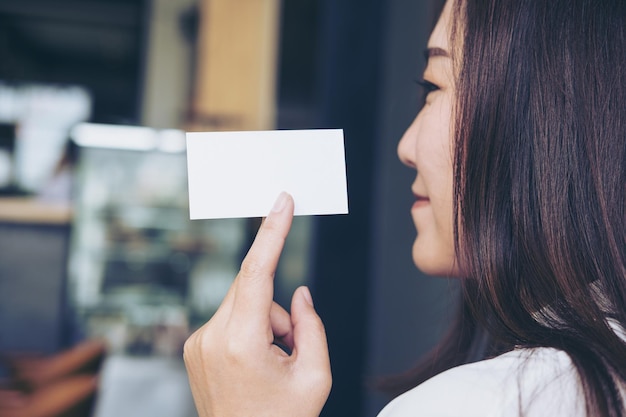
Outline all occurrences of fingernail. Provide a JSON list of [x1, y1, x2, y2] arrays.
[[271, 191, 289, 213], [301, 286, 314, 306]]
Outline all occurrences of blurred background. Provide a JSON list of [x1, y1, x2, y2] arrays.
[[0, 0, 456, 416]]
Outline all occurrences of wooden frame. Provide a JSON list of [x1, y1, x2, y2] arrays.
[[189, 0, 281, 131]]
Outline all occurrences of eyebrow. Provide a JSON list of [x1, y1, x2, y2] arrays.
[[423, 47, 450, 60]]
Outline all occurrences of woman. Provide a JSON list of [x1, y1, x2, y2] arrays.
[[183, 0, 626, 416]]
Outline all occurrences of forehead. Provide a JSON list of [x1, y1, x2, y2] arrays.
[[427, 0, 453, 52]]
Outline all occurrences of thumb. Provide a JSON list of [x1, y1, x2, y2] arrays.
[[291, 287, 332, 390]]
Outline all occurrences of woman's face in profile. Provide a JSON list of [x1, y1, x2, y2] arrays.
[[397, 1, 461, 277]]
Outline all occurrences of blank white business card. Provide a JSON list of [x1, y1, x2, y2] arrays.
[[186, 129, 348, 219]]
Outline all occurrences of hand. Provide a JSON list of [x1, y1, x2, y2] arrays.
[[183, 192, 332, 417]]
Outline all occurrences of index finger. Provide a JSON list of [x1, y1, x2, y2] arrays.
[[229, 192, 294, 331]]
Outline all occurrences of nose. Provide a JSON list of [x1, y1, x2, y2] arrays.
[[397, 114, 419, 169]]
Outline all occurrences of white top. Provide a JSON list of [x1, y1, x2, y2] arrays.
[[377, 347, 588, 417]]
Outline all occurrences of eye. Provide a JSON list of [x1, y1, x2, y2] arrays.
[[415, 79, 440, 103]]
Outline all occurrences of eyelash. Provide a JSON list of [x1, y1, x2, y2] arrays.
[[415, 79, 440, 95]]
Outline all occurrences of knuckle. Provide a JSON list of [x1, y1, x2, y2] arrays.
[[183, 324, 218, 360], [223, 337, 250, 364], [182, 335, 195, 363], [240, 257, 266, 277]]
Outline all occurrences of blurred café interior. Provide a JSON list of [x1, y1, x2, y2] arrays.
[[0, 0, 454, 416]]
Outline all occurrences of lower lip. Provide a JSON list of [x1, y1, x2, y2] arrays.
[[412, 198, 430, 209]]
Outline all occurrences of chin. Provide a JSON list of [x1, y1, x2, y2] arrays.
[[412, 241, 460, 277]]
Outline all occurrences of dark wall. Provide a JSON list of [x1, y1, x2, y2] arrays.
[[302, 0, 457, 416], [308, 1, 386, 417]]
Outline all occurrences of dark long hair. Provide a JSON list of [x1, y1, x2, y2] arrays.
[[384, 1, 626, 415]]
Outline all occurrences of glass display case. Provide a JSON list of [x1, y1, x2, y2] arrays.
[[67, 123, 248, 357]]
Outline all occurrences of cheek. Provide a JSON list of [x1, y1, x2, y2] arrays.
[[412, 103, 459, 276], [415, 129, 454, 200], [414, 101, 453, 168]]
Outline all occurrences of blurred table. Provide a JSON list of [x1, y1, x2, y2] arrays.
[[0, 197, 72, 225]]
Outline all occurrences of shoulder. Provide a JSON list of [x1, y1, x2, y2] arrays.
[[377, 347, 585, 417]]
